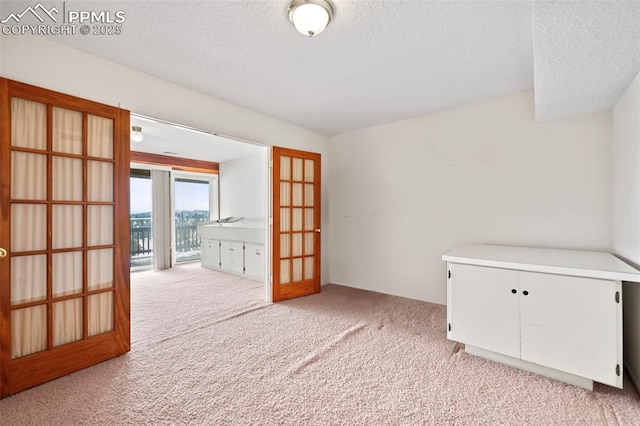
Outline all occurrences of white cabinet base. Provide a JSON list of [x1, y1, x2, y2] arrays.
[[443, 244, 640, 390], [466, 345, 593, 390], [200, 237, 264, 282]]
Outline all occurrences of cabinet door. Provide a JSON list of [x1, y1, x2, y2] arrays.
[[520, 272, 621, 387], [244, 244, 264, 279], [220, 241, 233, 271], [231, 242, 244, 274], [220, 241, 243, 274], [448, 263, 521, 358], [201, 238, 220, 269]]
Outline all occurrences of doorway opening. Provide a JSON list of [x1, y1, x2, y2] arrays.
[[129, 167, 219, 271], [127, 114, 270, 300], [173, 174, 216, 264]]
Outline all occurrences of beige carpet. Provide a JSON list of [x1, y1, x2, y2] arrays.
[[1, 263, 639, 425]]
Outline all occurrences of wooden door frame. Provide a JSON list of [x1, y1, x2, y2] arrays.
[[0, 78, 131, 397]]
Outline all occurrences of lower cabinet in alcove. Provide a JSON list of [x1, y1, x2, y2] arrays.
[[201, 238, 264, 281], [443, 244, 639, 390]]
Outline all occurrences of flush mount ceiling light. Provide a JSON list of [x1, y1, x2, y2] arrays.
[[130, 126, 144, 143], [288, 0, 333, 37]]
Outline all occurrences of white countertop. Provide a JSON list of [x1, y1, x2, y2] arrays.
[[197, 219, 265, 244], [442, 244, 640, 282], [198, 219, 264, 229]]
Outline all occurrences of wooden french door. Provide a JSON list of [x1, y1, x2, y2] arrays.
[[0, 79, 130, 397], [272, 147, 321, 301]]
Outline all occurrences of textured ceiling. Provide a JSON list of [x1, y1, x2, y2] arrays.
[[533, 0, 640, 121], [130, 115, 264, 163], [4, 1, 639, 135]]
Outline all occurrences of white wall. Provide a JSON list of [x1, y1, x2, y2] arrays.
[[612, 70, 640, 390], [0, 35, 330, 284], [219, 153, 265, 219], [329, 91, 612, 304]]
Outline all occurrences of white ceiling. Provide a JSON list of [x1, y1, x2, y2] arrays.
[[130, 115, 264, 163], [29, 0, 640, 136]]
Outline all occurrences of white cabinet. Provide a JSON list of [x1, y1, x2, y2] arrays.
[[201, 237, 264, 281], [519, 272, 619, 386], [443, 244, 640, 390], [220, 241, 244, 274], [244, 243, 264, 279], [448, 264, 520, 359], [201, 238, 220, 269]]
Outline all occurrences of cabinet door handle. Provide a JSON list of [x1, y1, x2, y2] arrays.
[[522, 290, 529, 296], [511, 289, 517, 294]]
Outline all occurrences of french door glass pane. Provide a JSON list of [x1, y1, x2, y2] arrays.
[[11, 255, 47, 305], [53, 205, 83, 249], [292, 158, 303, 181], [174, 178, 210, 263], [87, 161, 114, 202], [305, 233, 314, 255], [280, 259, 290, 284], [305, 184, 314, 206], [292, 233, 302, 257], [280, 208, 291, 232], [53, 298, 83, 347], [87, 115, 113, 159], [52, 107, 82, 154], [293, 183, 303, 206], [292, 258, 303, 282], [11, 151, 46, 200], [281, 182, 291, 206], [11, 98, 46, 150], [304, 257, 314, 280], [52, 156, 83, 201], [280, 234, 290, 258], [52, 251, 83, 297], [88, 292, 113, 336], [88, 249, 114, 290], [304, 209, 314, 231], [304, 159, 314, 182], [88, 206, 113, 246], [12, 305, 47, 359], [11, 204, 46, 252], [280, 156, 291, 180], [292, 208, 302, 231]]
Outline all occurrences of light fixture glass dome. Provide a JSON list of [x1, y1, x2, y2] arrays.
[[130, 126, 144, 143], [288, 0, 333, 37]]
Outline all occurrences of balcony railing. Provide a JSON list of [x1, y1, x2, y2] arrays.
[[175, 225, 200, 254], [131, 218, 152, 258], [130, 217, 202, 262]]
